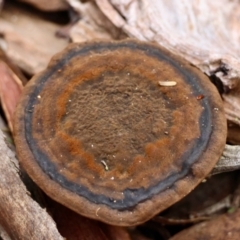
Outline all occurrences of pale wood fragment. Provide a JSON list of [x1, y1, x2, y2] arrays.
[[213, 145, 240, 175], [67, 0, 126, 42]]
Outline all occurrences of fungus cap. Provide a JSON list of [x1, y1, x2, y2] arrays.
[[14, 40, 227, 226]]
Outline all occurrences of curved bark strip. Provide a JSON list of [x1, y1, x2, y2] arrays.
[[0, 131, 63, 240]]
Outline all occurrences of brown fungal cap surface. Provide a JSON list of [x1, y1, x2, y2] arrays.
[[14, 40, 227, 226]]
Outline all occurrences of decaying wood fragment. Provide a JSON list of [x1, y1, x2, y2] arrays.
[[0, 224, 11, 240], [153, 215, 210, 226], [0, 48, 27, 85], [170, 209, 240, 240], [190, 195, 232, 218], [0, 131, 63, 239], [0, 48, 24, 132], [17, 0, 68, 11], [212, 145, 240, 175], [228, 122, 240, 145], [67, 0, 126, 42], [0, 2, 69, 75]]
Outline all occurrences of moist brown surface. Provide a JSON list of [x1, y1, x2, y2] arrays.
[[14, 40, 227, 225], [63, 73, 171, 169], [30, 47, 202, 197]]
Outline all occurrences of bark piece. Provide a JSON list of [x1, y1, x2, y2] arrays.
[[158, 172, 238, 224], [0, 131, 63, 239], [213, 145, 240, 175], [0, 224, 11, 240], [67, 0, 126, 42], [0, 2, 69, 75], [0, 48, 24, 131], [170, 209, 240, 240], [17, 0, 68, 11], [227, 122, 240, 145]]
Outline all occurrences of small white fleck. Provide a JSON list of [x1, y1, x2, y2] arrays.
[[111, 177, 114, 180], [69, 99, 71, 102], [37, 95, 41, 99], [101, 160, 109, 171], [214, 108, 219, 111], [91, 144, 94, 148], [96, 207, 100, 217], [113, 200, 117, 203], [159, 81, 177, 87], [127, 73, 130, 75]]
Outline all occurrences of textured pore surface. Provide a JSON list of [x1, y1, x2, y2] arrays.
[[13, 40, 227, 226], [64, 73, 171, 169]]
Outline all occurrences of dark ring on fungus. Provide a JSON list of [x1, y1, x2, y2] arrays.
[[14, 39, 227, 226]]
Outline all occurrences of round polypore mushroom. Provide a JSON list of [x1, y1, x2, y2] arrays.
[[13, 40, 227, 226]]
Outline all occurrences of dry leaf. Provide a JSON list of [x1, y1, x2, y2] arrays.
[[0, 60, 23, 131]]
